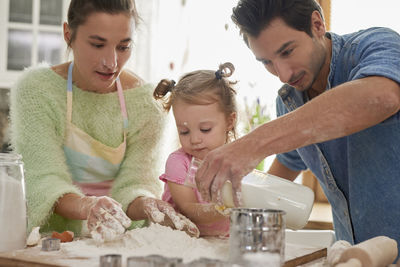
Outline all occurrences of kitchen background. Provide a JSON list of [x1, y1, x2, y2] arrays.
[[0, 0, 399, 199], [1, 0, 399, 159]]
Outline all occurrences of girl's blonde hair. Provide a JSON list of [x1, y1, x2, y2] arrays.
[[154, 62, 238, 141]]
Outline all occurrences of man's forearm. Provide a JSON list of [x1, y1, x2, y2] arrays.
[[253, 76, 400, 159]]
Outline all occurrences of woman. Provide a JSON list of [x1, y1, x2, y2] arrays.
[[10, 0, 199, 242]]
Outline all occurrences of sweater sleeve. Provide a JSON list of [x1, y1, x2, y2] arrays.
[[9, 67, 84, 234], [111, 84, 166, 223]]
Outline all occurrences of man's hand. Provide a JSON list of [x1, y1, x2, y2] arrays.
[[195, 136, 262, 206]]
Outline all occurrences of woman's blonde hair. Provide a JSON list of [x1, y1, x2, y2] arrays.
[[154, 62, 238, 141]]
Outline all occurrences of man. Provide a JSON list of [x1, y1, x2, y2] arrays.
[[195, 0, 400, 247]]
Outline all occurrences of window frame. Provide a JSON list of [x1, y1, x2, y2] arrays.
[[0, 0, 69, 89]]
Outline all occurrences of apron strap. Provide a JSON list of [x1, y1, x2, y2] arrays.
[[66, 61, 74, 122], [66, 61, 128, 131], [116, 77, 129, 130]]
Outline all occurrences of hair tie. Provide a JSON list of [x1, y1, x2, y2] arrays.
[[215, 70, 223, 80], [169, 80, 176, 91]]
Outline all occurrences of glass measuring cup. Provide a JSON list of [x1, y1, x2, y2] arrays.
[[184, 157, 202, 188], [184, 157, 314, 230], [229, 208, 286, 266]]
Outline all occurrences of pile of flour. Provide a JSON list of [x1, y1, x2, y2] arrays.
[[61, 223, 229, 265]]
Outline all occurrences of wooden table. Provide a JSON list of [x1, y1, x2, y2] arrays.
[[0, 241, 328, 267]]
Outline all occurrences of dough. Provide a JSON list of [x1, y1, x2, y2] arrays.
[[26, 226, 41, 246]]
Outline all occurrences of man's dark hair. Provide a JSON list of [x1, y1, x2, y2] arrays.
[[231, 0, 323, 44]]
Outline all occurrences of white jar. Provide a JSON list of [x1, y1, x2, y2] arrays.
[[221, 170, 314, 230], [0, 153, 27, 252]]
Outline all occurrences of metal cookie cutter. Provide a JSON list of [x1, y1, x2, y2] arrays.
[[41, 238, 61, 251], [127, 256, 150, 267], [100, 254, 122, 267]]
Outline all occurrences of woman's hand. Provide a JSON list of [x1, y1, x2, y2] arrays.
[[128, 197, 200, 238], [81, 196, 132, 242]]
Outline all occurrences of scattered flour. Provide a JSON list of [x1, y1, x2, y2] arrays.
[[11, 225, 327, 267], [60, 223, 229, 266], [242, 252, 281, 267]]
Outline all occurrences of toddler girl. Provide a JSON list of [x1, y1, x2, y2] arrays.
[[153, 62, 238, 236]]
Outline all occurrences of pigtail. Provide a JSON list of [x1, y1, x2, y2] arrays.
[[216, 62, 235, 79], [153, 79, 175, 99], [215, 62, 238, 142], [153, 79, 176, 111]]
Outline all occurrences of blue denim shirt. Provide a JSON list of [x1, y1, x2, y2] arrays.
[[276, 27, 400, 246]]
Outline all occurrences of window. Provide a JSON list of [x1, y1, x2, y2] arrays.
[[331, 0, 400, 34], [0, 0, 68, 88]]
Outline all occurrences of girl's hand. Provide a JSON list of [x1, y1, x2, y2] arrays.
[[81, 196, 132, 242], [139, 197, 200, 238]]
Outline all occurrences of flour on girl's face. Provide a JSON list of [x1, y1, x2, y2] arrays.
[[62, 223, 229, 264]]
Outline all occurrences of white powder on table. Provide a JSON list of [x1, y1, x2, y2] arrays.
[[60, 223, 229, 266], [0, 170, 26, 252], [6, 225, 327, 267]]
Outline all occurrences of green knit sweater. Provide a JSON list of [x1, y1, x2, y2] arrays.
[[10, 66, 166, 234]]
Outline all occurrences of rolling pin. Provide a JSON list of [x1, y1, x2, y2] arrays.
[[334, 236, 398, 267], [327, 240, 352, 266], [335, 258, 362, 267]]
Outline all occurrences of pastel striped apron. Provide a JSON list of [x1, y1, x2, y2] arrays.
[[63, 61, 128, 196]]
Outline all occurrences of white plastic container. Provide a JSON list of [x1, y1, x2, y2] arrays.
[[221, 170, 314, 230], [0, 153, 27, 252]]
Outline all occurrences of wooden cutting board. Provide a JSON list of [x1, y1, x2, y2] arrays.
[[0, 242, 327, 266], [284, 247, 327, 267], [0, 246, 90, 267]]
